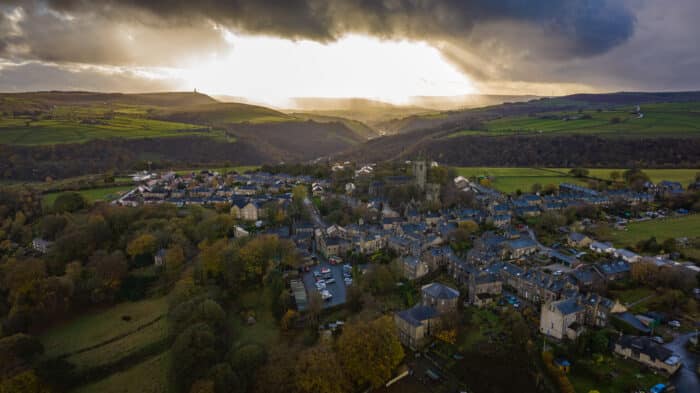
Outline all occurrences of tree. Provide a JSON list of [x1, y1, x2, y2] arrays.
[[126, 233, 158, 259], [569, 168, 589, 178], [189, 380, 215, 393], [337, 316, 404, 388], [0, 370, 51, 393], [609, 171, 621, 182], [0, 334, 44, 376], [346, 285, 364, 313], [307, 291, 322, 327], [229, 343, 267, 391], [171, 323, 219, 388], [165, 244, 186, 281], [295, 344, 349, 393], [207, 363, 240, 393], [52, 192, 86, 213], [280, 309, 299, 331]]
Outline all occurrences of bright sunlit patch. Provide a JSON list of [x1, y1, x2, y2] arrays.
[[171, 33, 476, 106]]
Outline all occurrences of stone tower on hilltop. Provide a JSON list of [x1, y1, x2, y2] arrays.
[[413, 160, 426, 190]]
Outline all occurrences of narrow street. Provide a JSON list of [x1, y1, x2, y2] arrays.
[[666, 332, 700, 393]]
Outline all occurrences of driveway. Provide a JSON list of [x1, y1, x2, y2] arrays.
[[301, 258, 348, 308]]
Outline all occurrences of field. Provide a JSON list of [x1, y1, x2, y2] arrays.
[[66, 317, 168, 371], [453, 167, 586, 193], [453, 167, 698, 193], [42, 185, 134, 208], [0, 113, 211, 145], [174, 165, 260, 175], [610, 214, 700, 247], [73, 350, 171, 393], [41, 296, 168, 359], [582, 168, 699, 185], [448, 102, 700, 138]]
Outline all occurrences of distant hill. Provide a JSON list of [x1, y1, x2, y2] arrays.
[[0, 91, 217, 109], [286, 97, 434, 127], [339, 91, 700, 168], [151, 102, 292, 125], [289, 113, 378, 140], [0, 91, 368, 179], [406, 94, 538, 111], [375, 90, 700, 135]]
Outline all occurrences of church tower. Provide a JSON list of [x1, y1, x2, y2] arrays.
[[413, 160, 426, 190]]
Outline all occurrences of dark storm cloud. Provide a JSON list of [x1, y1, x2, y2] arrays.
[[2, 0, 699, 94], [5, 0, 635, 65]]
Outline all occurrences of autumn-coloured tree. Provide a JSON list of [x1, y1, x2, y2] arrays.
[[126, 233, 157, 258], [337, 316, 404, 388], [295, 344, 349, 393], [165, 244, 186, 281]]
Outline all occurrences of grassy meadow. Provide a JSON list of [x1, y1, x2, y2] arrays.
[[42, 185, 134, 208], [0, 113, 210, 145], [582, 168, 699, 185], [448, 102, 700, 138], [453, 167, 587, 193], [453, 167, 698, 193], [41, 296, 168, 359], [73, 350, 172, 393], [610, 214, 700, 247]]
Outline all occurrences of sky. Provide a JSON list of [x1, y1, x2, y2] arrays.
[[1, 0, 699, 106]]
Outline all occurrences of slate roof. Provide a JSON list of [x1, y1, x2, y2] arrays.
[[422, 283, 460, 300], [553, 297, 583, 315], [612, 313, 651, 333], [397, 305, 439, 327], [617, 335, 674, 361]]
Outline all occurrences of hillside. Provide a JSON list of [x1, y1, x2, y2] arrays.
[[339, 91, 700, 167], [0, 91, 368, 180], [151, 102, 292, 125], [289, 112, 378, 139], [379, 90, 700, 135], [287, 97, 434, 127]]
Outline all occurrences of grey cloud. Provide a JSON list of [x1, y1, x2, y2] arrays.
[[21, 1, 636, 61], [0, 61, 178, 92]]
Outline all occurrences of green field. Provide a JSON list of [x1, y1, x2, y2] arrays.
[[448, 102, 700, 138], [74, 350, 171, 393], [453, 167, 586, 193], [581, 168, 699, 185], [0, 114, 210, 145], [66, 317, 168, 371], [611, 214, 700, 247], [42, 186, 134, 208], [174, 165, 260, 175], [453, 167, 699, 193], [41, 297, 168, 359]]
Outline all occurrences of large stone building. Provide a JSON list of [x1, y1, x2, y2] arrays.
[[420, 283, 460, 314], [395, 282, 460, 349], [539, 298, 585, 340]]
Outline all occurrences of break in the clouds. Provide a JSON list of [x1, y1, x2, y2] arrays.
[[0, 0, 699, 98]]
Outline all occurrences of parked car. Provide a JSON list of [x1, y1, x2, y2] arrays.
[[320, 267, 331, 274], [651, 336, 665, 344], [325, 278, 336, 285], [668, 320, 681, 328], [320, 290, 332, 300]]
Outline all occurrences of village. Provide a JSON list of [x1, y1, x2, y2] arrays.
[[108, 161, 700, 393]]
